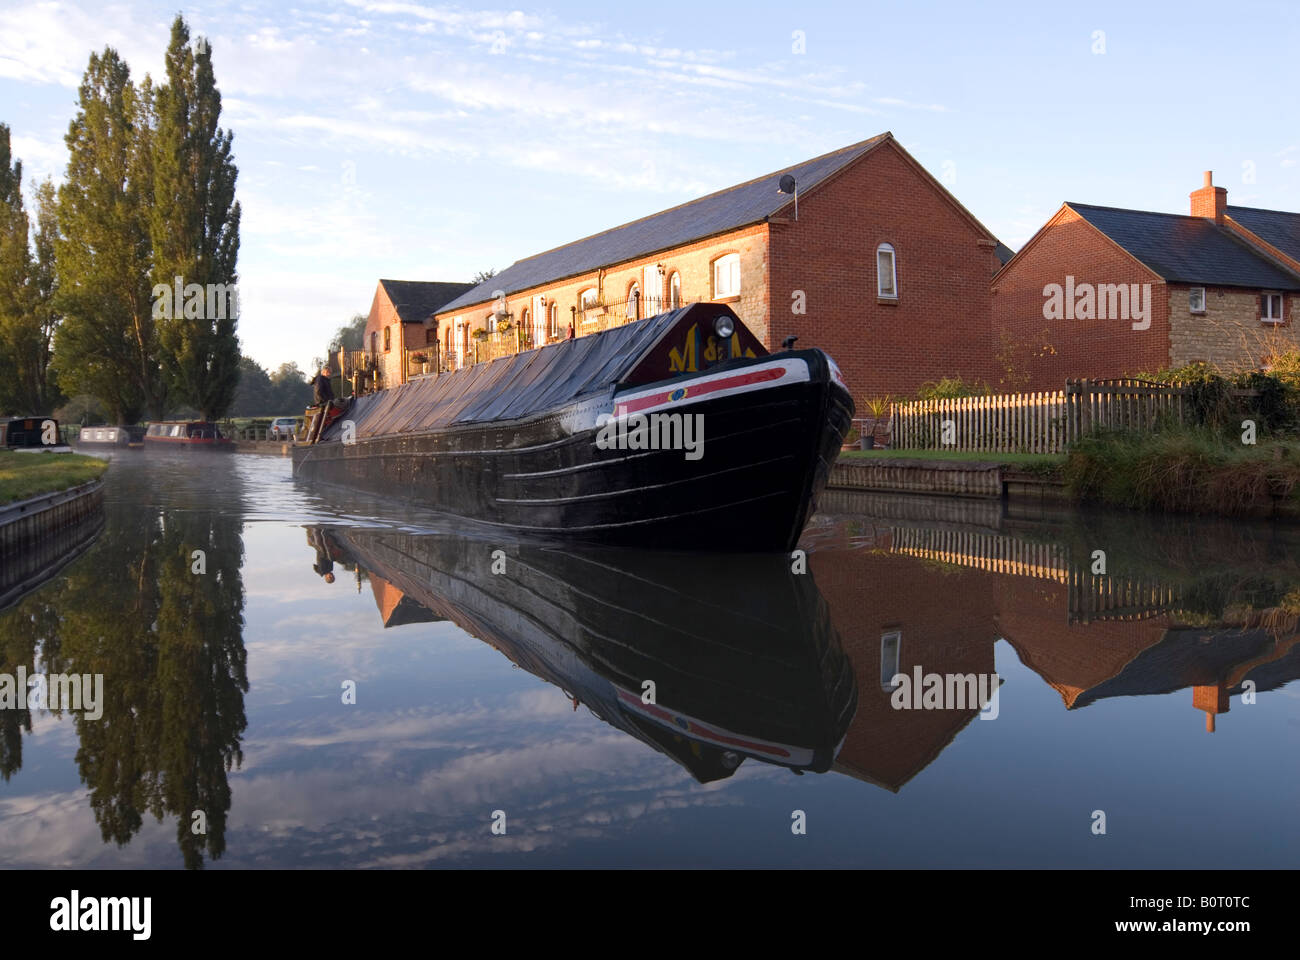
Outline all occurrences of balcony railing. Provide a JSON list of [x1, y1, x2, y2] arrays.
[[386, 292, 759, 383]]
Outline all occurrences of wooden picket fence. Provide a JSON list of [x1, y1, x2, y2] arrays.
[[890, 379, 1195, 454]]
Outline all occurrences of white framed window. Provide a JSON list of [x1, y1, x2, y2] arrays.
[[548, 303, 559, 339], [877, 243, 897, 299], [880, 630, 902, 691], [669, 271, 682, 309], [626, 282, 640, 320], [713, 253, 740, 299], [578, 288, 598, 322], [1261, 292, 1284, 324], [1189, 287, 1206, 314]]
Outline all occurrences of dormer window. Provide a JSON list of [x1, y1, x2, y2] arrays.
[[1189, 287, 1206, 314], [877, 243, 898, 299]]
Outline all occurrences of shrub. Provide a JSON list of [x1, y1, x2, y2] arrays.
[[915, 377, 989, 401], [1064, 427, 1300, 515]]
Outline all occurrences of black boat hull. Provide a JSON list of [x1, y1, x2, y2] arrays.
[[293, 348, 853, 551]]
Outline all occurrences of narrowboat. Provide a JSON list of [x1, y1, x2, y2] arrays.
[[144, 420, 235, 451], [77, 424, 145, 449], [292, 303, 854, 552], [0, 416, 71, 453], [313, 526, 858, 779]]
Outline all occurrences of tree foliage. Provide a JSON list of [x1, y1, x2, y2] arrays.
[[150, 16, 241, 421], [50, 48, 156, 423]]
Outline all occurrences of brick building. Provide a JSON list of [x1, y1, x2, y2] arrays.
[[429, 133, 1010, 407], [362, 278, 474, 389], [993, 172, 1300, 390]]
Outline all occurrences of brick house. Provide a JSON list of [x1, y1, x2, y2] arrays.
[[992, 172, 1300, 390], [362, 279, 475, 388], [431, 133, 1010, 407]]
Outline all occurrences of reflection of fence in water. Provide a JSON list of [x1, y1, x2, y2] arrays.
[[885, 524, 1182, 623], [887, 526, 1069, 582], [1067, 569, 1181, 624]]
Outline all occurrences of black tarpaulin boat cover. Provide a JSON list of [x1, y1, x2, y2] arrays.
[[333, 303, 767, 439]]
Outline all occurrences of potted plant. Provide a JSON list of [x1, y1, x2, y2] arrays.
[[862, 396, 893, 449], [472, 328, 489, 342]]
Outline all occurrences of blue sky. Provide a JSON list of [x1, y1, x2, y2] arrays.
[[2, 0, 1298, 373]]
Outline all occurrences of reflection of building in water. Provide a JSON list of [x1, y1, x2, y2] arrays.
[[848, 519, 1300, 736]]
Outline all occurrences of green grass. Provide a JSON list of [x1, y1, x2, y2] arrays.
[[0, 450, 109, 504], [1065, 427, 1300, 515], [843, 448, 1066, 468]]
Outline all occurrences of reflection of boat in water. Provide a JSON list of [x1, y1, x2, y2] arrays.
[[314, 527, 859, 780], [293, 303, 853, 551]]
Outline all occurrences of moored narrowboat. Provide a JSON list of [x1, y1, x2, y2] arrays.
[[77, 424, 146, 448], [144, 420, 236, 451], [1, 416, 71, 453], [292, 302, 854, 551]]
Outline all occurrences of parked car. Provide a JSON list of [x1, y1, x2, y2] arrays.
[[270, 417, 300, 441]]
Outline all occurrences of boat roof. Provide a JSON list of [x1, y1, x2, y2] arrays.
[[330, 302, 764, 439]]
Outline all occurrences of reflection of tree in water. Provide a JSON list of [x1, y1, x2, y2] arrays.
[[0, 487, 248, 869]]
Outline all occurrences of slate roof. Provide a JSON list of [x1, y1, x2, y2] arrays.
[[438, 134, 896, 314], [379, 279, 476, 324], [1067, 203, 1300, 290], [1227, 205, 1300, 264]]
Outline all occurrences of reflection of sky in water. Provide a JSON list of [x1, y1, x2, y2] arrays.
[[0, 453, 1297, 868]]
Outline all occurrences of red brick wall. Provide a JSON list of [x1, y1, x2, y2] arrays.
[[991, 207, 1170, 390], [768, 140, 1004, 406]]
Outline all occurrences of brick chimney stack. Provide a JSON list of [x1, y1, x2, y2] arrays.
[[1190, 170, 1227, 224]]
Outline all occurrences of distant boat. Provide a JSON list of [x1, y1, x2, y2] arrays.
[[144, 420, 235, 451], [293, 303, 854, 551], [1, 416, 71, 453], [77, 424, 145, 449]]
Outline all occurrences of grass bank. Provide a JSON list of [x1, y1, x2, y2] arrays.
[[0, 451, 109, 504], [1065, 428, 1300, 516], [843, 448, 1065, 471]]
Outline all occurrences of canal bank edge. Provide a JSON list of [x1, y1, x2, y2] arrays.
[[0, 478, 107, 610], [827, 454, 1300, 520]]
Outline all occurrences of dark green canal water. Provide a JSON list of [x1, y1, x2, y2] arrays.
[[1, 451, 1297, 868]]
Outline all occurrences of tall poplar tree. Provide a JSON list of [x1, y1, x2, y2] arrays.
[[52, 49, 159, 423], [151, 16, 241, 421], [0, 125, 31, 415]]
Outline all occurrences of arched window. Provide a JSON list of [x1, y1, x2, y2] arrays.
[[877, 243, 898, 299], [383, 326, 391, 351], [712, 253, 740, 299], [548, 303, 559, 339], [627, 282, 640, 321], [520, 308, 529, 341], [669, 271, 682, 309], [578, 288, 597, 324]]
